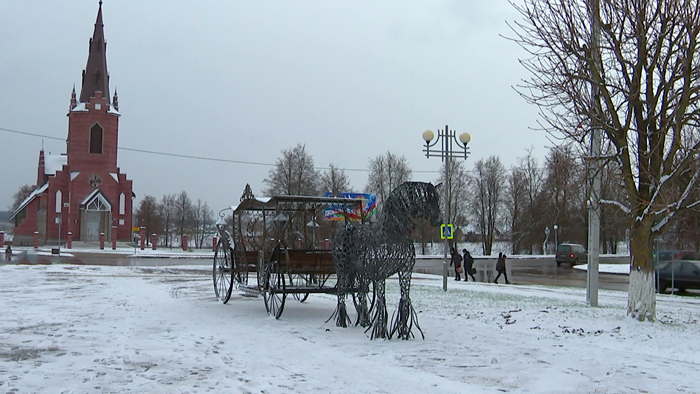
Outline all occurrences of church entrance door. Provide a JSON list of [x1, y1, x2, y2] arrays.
[[81, 193, 112, 242], [84, 211, 101, 241]]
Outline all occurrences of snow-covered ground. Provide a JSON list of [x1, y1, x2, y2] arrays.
[[1, 263, 697, 393]]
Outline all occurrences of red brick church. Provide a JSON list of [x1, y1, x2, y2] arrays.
[[10, 2, 133, 245]]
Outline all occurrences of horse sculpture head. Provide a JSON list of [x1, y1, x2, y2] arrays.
[[381, 181, 442, 234]]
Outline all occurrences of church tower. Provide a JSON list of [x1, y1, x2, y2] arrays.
[[61, 0, 133, 242], [11, 1, 133, 245], [67, 0, 119, 172]]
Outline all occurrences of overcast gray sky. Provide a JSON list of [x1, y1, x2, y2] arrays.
[[0, 0, 552, 214]]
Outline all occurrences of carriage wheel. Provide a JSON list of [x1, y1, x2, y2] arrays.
[[213, 238, 234, 303], [256, 255, 265, 292], [263, 261, 286, 318], [232, 241, 249, 289], [289, 273, 310, 302]]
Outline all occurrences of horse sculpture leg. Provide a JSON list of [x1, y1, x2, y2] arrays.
[[354, 277, 372, 327], [389, 269, 424, 340], [369, 279, 388, 339], [327, 267, 353, 328]]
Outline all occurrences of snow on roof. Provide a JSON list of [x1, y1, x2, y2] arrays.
[[110, 173, 118, 182], [229, 197, 271, 213], [44, 154, 68, 176], [70, 102, 120, 115], [71, 102, 88, 112], [107, 105, 120, 115], [80, 188, 112, 209], [9, 183, 49, 220]]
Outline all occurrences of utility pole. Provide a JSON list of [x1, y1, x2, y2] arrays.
[[587, 0, 602, 307]]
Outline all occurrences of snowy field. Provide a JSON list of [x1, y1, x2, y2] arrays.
[[1, 264, 698, 393]]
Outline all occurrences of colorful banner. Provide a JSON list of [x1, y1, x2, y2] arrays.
[[324, 192, 376, 221]]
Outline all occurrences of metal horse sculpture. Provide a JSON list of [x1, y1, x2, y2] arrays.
[[330, 181, 442, 339]]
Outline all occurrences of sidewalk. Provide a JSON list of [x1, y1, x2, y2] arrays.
[[6, 241, 215, 260]]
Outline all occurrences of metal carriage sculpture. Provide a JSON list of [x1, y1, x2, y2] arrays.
[[212, 186, 371, 318], [212, 182, 441, 340]]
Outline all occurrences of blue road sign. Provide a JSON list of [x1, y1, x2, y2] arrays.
[[440, 224, 454, 240]]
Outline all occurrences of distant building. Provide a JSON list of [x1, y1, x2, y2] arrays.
[[10, 2, 133, 245]]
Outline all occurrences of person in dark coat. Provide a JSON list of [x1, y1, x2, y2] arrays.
[[462, 249, 476, 281], [5, 245, 12, 263], [449, 247, 462, 281], [494, 252, 510, 284]]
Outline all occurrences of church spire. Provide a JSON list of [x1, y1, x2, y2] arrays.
[[79, 1, 110, 104], [69, 85, 77, 110], [112, 87, 119, 111]]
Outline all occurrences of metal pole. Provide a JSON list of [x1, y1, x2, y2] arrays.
[[671, 261, 675, 295], [654, 239, 659, 293], [442, 126, 450, 292], [423, 124, 469, 292], [586, 0, 601, 307]]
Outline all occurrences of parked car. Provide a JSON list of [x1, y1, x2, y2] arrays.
[[555, 243, 588, 267], [654, 250, 676, 264], [656, 260, 700, 293], [653, 250, 700, 266]]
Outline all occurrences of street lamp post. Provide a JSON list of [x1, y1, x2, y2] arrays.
[[553, 224, 559, 248], [422, 125, 471, 291]]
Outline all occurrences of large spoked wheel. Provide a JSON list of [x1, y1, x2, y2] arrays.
[[232, 241, 249, 289], [263, 260, 286, 319], [289, 273, 310, 302], [213, 238, 234, 304]]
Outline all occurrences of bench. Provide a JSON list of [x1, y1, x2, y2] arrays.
[[279, 249, 335, 275], [235, 250, 260, 272]]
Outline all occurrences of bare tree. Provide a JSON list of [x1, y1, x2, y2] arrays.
[[9, 184, 34, 211], [471, 156, 506, 255], [135, 195, 161, 246], [510, 0, 700, 320], [518, 150, 548, 254], [599, 157, 629, 253], [264, 144, 319, 196], [174, 191, 193, 242], [542, 146, 586, 248], [158, 194, 176, 247], [436, 160, 470, 230], [365, 151, 412, 205], [320, 163, 352, 196], [191, 199, 213, 249], [505, 164, 529, 254]]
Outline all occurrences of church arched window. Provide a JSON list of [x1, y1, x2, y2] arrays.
[[89, 124, 103, 154], [55, 190, 62, 213]]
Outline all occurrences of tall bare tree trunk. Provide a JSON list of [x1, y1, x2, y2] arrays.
[[627, 219, 655, 321]]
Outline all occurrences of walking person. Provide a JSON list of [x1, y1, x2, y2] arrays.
[[449, 247, 462, 281], [462, 249, 476, 281], [5, 245, 12, 263], [494, 252, 510, 284]]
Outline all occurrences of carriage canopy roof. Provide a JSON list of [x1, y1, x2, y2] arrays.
[[230, 195, 365, 216]]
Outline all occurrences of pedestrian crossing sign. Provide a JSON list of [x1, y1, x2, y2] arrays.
[[440, 224, 454, 240]]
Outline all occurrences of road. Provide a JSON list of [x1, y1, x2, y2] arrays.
[[10, 248, 630, 291], [10, 250, 211, 268], [415, 255, 631, 292]]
